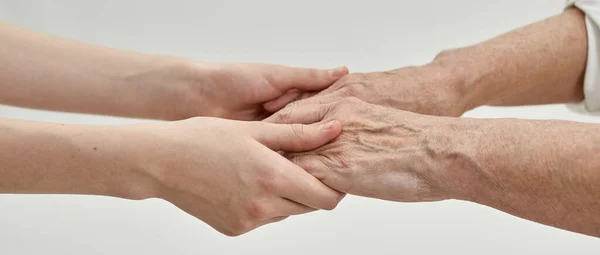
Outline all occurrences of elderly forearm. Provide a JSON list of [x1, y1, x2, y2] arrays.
[[0, 21, 199, 120], [431, 8, 587, 109], [445, 118, 600, 237], [0, 118, 146, 198]]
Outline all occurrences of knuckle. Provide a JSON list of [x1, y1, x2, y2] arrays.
[[337, 97, 361, 107], [345, 96, 362, 104], [316, 106, 330, 121], [289, 123, 306, 137], [245, 201, 271, 219], [339, 73, 362, 83], [287, 97, 310, 109], [338, 86, 356, 98], [334, 74, 351, 85], [289, 124, 309, 148], [289, 156, 304, 166], [275, 107, 294, 122]]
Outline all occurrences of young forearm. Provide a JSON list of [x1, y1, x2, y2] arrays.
[[432, 8, 587, 109], [0, 118, 148, 198], [446, 118, 600, 237], [0, 22, 202, 120]]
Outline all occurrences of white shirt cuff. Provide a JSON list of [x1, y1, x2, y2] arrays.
[[566, 0, 600, 113]]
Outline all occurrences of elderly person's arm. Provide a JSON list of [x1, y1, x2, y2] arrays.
[[435, 7, 587, 110], [290, 7, 591, 116], [266, 1, 600, 238], [268, 98, 600, 237]]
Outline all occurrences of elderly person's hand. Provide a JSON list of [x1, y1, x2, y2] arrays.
[[271, 65, 467, 117], [266, 97, 458, 202], [266, 97, 600, 237]]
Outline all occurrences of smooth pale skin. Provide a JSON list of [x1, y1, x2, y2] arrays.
[[0, 21, 348, 121], [0, 21, 349, 236], [0, 117, 343, 236], [268, 8, 600, 237]]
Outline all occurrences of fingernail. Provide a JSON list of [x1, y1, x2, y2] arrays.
[[321, 121, 336, 131], [329, 67, 347, 78]]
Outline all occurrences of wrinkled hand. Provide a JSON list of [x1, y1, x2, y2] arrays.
[[279, 65, 466, 117], [120, 117, 344, 236], [266, 97, 458, 202], [179, 63, 348, 120]]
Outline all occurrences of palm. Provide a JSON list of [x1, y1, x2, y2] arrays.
[[205, 63, 347, 120]]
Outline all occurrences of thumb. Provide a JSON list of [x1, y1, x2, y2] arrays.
[[250, 121, 342, 152], [267, 66, 348, 92], [263, 90, 304, 113]]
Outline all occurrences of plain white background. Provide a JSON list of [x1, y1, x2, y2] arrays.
[[0, 0, 599, 254]]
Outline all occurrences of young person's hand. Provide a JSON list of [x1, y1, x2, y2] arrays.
[[155, 62, 348, 120], [117, 117, 344, 236]]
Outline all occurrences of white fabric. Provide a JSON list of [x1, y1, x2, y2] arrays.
[[567, 0, 600, 112]]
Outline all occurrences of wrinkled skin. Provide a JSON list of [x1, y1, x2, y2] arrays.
[[266, 98, 462, 202], [275, 65, 467, 117]]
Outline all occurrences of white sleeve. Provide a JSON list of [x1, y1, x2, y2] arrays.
[[566, 0, 600, 113]]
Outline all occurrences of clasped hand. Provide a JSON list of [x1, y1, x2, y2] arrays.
[[130, 63, 463, 236], [267, 97, 455, 203]]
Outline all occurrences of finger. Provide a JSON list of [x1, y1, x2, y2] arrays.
[[250, 121, 342, 152], [262, 90, 320, 113], [280, 167, 344, 210], [290, 155, 350, 195], [288, 154, 332, 180], [257, 200, 316, 228], [263, 90, 303, 112], [270, 198, 317, 217], [267, 153, 343, 210], [267, 66, 348, 92], [296, 91, 318, 101], [291, 90, 345, 107], [263, 102, 334, 124]]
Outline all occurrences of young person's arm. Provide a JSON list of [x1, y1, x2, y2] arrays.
[[0, 117, 344, 236], [0, 21, 347, 120]]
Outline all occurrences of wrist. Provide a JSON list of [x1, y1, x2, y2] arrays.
[[430, 46, 497, 112], [119, 55, 213, 120], [419, 117, 493, 202], [71, 124, 162, 200], [104, 124, 168, 200], [432, 117, 535, 203], [414, 61, 470, 116]]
